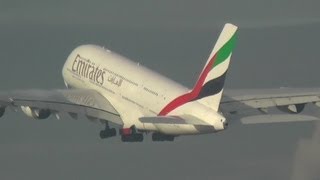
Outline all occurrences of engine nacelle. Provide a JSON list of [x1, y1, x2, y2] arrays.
[[277, 104, 305, 114], [0, 106, 5, 117], [21, 106, 51, 119]]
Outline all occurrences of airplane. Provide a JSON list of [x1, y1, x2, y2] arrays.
[[1, 23, 320, 142]]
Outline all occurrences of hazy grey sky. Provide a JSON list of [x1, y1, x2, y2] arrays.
[[1, 0, 320, 28], [0, 1, 320, 180]]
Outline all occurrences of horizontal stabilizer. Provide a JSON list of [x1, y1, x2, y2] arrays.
[[139, 115, 209, 126], [241, 114, 319, 124]]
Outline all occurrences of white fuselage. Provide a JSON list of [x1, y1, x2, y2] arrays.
[[62, 45, 225, 135]]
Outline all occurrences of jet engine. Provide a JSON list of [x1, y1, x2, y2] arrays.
[[21, 106, 51, 119], [0, 106, 5, 117], [277, 104, 305, 114]]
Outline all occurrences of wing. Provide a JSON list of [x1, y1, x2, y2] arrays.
[[0, 89, 123, 125], [221, 88, 320, 124]]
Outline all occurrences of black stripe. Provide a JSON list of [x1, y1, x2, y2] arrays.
[[194, 71, 227, 101]]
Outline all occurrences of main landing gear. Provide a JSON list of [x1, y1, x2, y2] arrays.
[[120, 126, 143, 142], [99, 123, 174, 142], [99, 122, 117, 139]]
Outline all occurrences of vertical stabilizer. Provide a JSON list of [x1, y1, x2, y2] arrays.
[[158, 23, 237, 116], [194, 23, 237, 110]]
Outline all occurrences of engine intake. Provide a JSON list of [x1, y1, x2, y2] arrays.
[[21, 106, 51, 119]]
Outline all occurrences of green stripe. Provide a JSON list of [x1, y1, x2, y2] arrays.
[[212, 32, 237, 69]]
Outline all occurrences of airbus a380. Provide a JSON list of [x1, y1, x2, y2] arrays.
[[1, 23, 320, 142]]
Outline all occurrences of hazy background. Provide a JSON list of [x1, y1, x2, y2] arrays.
[[0, 0, 320, 179]]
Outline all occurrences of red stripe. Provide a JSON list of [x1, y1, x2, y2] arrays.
[[158, 54, 217, 116], [120, 128, 132, 136]]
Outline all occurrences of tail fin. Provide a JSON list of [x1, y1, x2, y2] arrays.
[[158, 23, 237, 116], [194, 23, 237, 110]]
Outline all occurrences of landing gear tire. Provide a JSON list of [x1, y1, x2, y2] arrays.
[[99, 128, 116, 139], [121, 134, 143, 142]]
